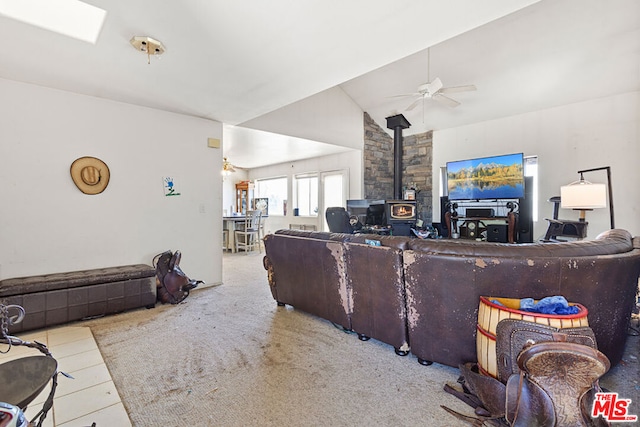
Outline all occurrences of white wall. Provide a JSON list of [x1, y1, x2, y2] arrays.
[[247, 150, 363, 233], [433, 91, 640, 240], [0, 78, 223, 286], [241, 86, 365, 150]]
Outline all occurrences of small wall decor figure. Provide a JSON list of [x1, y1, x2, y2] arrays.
[[164, 176, 181, 196]]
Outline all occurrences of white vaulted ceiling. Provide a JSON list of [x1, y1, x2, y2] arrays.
[[1, 0, 638, 168]]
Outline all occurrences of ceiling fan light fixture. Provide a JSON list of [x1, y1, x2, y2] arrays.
[[417, 82, 431, 95], [425, 77, 443, 96], [130, 36, 165, 64], [222, 157, 237, 176]]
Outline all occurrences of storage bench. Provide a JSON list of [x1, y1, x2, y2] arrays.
[[0, 264, 157, 333]]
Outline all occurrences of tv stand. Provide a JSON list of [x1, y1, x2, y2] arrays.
[[445, 211, 517, 243], [443, 199, 523, 243]]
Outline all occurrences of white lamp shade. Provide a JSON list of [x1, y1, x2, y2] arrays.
[[561, 181, 607, 209]]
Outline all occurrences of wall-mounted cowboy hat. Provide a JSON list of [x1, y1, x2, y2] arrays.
[[70, 156, 110, 195]]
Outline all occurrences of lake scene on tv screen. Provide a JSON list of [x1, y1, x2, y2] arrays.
[[447, 153, 524, 200]]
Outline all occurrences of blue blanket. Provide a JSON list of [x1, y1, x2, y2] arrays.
[[490, 296, 580, 315], [519, 296, 580, 315]]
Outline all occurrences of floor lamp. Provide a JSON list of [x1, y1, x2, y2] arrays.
[[560, 166, 614, 229]]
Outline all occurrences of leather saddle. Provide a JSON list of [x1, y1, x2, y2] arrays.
[[496, 318, 598, 384], [154, 250, 202, 304], [506, 341, 610, 426], [444, 319, 611, 426]]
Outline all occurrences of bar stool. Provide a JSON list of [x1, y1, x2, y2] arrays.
[[222, 229, 229, 251], [235, 210, 262, 253]]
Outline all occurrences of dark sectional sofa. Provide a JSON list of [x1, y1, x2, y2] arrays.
[[263, 229, 640, 368]]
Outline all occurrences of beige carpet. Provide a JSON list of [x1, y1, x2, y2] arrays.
[[83, 251, 640, 426]]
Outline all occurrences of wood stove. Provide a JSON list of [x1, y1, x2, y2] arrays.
[[385, 200, 416, 236]]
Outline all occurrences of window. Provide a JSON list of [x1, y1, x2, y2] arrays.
[[255, 177, 287, 216], [295, 174, 318, 216], [524, 155, 538, 221], [0, 0, 107, 44], [321, 171, 347, 231]]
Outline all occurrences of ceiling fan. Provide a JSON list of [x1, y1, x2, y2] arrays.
[[392, 49, 477, 111], [222, 157, 237, 174]]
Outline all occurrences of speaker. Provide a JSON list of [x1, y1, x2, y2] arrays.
[[391, 222, 413, 237], [517, 176, 534, 243], [460, 220, 485, 239], [439, 196, 449, 237], [466, 208, 495, 218], [487, 224, 508, 243]]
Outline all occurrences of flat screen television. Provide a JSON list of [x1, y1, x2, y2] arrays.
[[365, 203, 386, 226], [446, 153, 525, 201], [348, 199, 382, 225]]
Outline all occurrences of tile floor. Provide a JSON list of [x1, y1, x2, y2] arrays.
[[0, 326, 130, 427]]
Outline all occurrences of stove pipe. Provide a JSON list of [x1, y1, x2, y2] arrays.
[[386, 114, 411, 199]]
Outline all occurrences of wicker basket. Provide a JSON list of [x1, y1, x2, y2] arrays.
[[476, 296, 589, 378]]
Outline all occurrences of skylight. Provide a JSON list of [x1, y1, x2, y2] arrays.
[[0, 0, 106, 44]]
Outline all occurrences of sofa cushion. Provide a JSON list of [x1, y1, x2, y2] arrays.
[[264, 234, 351, 329], [406, 229, 633, 258], [403, 228, 639, 368], [345, 242, 409, 351], [275, 229, 335, 240], [343, 234, 411, 250]]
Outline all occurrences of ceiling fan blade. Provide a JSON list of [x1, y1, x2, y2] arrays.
[[428, 77, 443, 95], [439, 84, 477, 94], [405, 98, 421, 111], [387, 92, 421, 99], [433, 93, 460, 108]]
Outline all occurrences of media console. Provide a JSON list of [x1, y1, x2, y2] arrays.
[[440, 174, 533, 243], [445, 212, 517, 243]]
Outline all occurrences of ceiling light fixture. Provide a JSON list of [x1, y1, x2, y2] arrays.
[[130, 36, 165, 64], [222, 157, 237, 176]]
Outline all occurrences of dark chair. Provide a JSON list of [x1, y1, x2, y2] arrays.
[[325, 207, 355, 233], [543, 196, 587, 241]]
